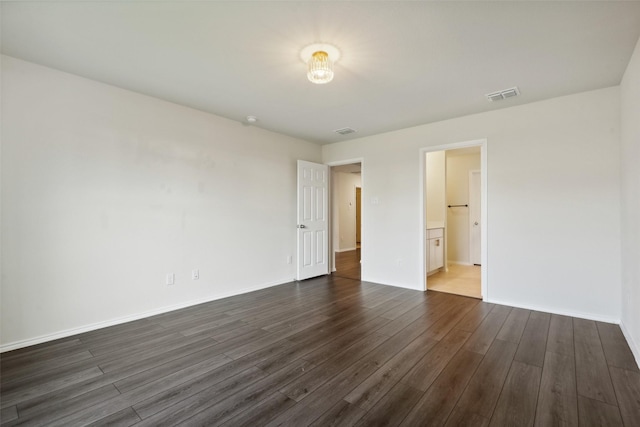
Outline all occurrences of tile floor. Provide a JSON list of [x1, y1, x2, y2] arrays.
[[427, 263, 481, 299]]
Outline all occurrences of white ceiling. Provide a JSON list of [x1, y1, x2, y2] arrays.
[[3, 1, 640, 145]]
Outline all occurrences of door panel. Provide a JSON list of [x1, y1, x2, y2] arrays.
[[303, 232, 312, 266], [315, 186, 325, 220], [297, 160, 329, 280], [469, 170, 481, 265], [316, 230, 325, 263]]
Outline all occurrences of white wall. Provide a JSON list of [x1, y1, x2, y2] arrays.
[[333, 171, 362, 251], [446, 151, 480, 264], [0, 56, 321, 349], [323, 87, 622, 322], [425, 151, 445, 227], [620, 37, 640, 365]]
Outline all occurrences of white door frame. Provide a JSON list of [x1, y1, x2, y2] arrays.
[[326, 158, 365, 275], [420, 140, 488, 300]]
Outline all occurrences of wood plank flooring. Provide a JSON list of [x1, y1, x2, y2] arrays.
[[333, 249, 361, 280], [1, 275, 639, 426]]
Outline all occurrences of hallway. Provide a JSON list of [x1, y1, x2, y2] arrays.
[[333, 249, 361, 281]]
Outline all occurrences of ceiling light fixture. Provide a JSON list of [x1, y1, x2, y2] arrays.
[[307, 51, 333, 84], [301, 43, 341, 85]]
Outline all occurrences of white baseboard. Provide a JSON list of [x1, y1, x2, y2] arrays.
[[426, 268, 444, 277], [366, 282, 635, 365], [0, 278, 291, 353], [447, 260, 473, 266], [620, 321, 640, 370], [361, 276, 423, 291], [335, 247, 357, 253], [332, 279, 623, 325], [485, 297, 621, 324]]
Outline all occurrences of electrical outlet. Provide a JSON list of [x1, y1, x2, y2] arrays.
[[166, 273, 175, 285], [286, 256, 292, 264], [192, 269, 199, 280]]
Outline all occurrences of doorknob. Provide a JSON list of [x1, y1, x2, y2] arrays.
[[474, 222, 479, 226], [297, 224, 306, 229]]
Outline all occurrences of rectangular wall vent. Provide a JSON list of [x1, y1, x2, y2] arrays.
[[334, 127, 357, 135], [486, 86, 520, 102]]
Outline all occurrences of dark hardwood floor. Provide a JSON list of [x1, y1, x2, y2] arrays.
[[333, 248, 361, 280], [1, 275, 639, 426]]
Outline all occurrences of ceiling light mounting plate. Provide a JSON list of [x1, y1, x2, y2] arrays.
[[300, 43, 341, 64]]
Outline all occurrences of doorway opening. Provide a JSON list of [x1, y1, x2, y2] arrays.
[[330, 162, 362, 281], [422, 141, 487, 300]]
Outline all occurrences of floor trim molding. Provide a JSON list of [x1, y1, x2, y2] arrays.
[[620, 321, 640, 370], [486, 297, 621, 324], [0, 278, 291, 353], [335, 247, 357, 253], [446, 260, 474, 266]]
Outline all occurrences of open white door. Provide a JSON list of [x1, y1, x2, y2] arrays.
[[469, 170, 481, 265], [297, 160, 329, 280]]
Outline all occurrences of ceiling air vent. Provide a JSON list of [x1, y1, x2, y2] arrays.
[[486, 86, 520, 102], [334, 127, 357, 135]]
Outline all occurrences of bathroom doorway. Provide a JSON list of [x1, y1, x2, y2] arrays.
[[423, 141, 487, 299]]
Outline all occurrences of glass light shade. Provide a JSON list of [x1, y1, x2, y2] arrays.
[[307, 51, 334, 84]]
